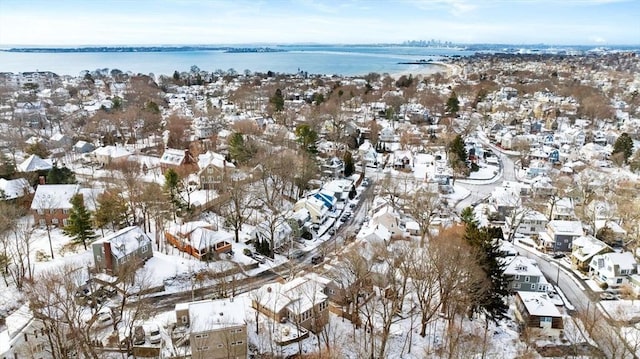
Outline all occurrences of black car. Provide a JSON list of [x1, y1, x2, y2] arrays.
[[311, 254, 324, 265]]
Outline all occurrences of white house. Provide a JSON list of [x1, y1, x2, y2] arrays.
[[589, 252, 638, 288]]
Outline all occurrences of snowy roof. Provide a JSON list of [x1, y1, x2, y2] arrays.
[[160, 148, 187, 166], [254, 277, 328, 315], [572, 235, 611, 262], [93, 226, 152, 259], [17, 154, 52, 172], [592, 252, 638, 271], [30, 184, 79, 210], [504, 256, 544, 277], [170, 221, 213, 236], [548, 220, 583, 236], [197, 150, 234, 171], [0, 177, 32, 200], [517, 291, 562, 317], [187, 297, 248, 333], [594, 220, 627, 235], [189, 227, 233, 251], [93, 145, 132, 159], [358, 224, 392, 243]]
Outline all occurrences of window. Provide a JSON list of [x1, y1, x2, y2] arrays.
[[514, 275, 520, 280], [197, 346, 210, 351], [51, 218, 59, 225], [525, 276, 530, 282], [63, 209, 69, 214], [141, 245, 148, 253], [232, 341, 244, 346], [514, 283, 521, 289], [217, 344, 223, 348], [37, 209, 44, 215], [531, 283, 536, 289], [617, 278, 623, 284], [62, 219, 68, 226], [195, 333, 209, 339], [181, 315, 188, 324], [39, 219, 46, 226]]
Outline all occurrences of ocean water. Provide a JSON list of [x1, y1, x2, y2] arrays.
[[0, 45, 473, 77]]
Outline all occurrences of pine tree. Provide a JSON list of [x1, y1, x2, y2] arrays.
[[613, 132, 633, 163], [270, 88, 285, 112], [445, 91, 460, 116], [63, 194, 97, 250], [449, 134, 467, 163], [343, 151, 355, 177], [464, 223, 510, 323]]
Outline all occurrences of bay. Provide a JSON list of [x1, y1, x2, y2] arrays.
[[0, 45, 473, 77]]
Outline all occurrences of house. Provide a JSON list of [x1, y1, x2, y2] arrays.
[[537, 220, 583, 253], [321, 157, 344, 178], [0, 177, 32, 201], [92, 145, 132, 166], [0, 304, 62, 358], [321, 180, 352, 203], [165, 221, 233, 261], [92, 226, 153, 276], [197, 151, 235, 190], [255, 219, 292, 252], [370, 204, 401, 237], [160, 148, 196, 173], [358, 140, 379, 167], [589, 252, 638, 288], [506, 210, 548, 237], [174, 298, 248, 359], [294, 197, 330, 224], [358, 224, 392, 244], [504, 256, 549, 293], [17, 154, 52, 173], [73, 140, 95, 154], [571, 235, 613, 273], [547, 197, 576, 221], [514, 291, 564, 338], [252, 275, 329, 334], [594, 220, 627, 246], [30, 184, 79, 227]]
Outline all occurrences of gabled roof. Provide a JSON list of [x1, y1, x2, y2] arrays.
[[0, 178, 32, 200], [505, 256, 544, 277], [190, 227, 233, 251], [591, 252, 637, 272], [197, 151, 234, 171], [572, 235, 611, 262], [93, 226, 152, 259], [160, 148, 187, 166], [30, 184, 79, 210], [93, 145, 132, 159], [17, 154, 52, 172]]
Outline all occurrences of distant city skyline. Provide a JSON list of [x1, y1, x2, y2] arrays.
[[1, 0, 638, 46]]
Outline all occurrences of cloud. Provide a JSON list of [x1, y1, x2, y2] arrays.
[[404, 0, 478, 16]]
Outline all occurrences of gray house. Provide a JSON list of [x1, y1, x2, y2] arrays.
[[504, 256, 549, 293], [92, 226, 153, 276], [538, 220, 583, 253]]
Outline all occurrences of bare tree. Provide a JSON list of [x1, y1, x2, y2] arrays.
[[403, 185, 441, 247]]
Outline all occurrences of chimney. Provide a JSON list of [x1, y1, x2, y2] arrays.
[[103, 242, 113, 273]]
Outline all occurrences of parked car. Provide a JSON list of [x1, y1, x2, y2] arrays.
[[252, 253, 266, 264], [311, 254, 324, 265], [552, 253, 566, 259], [133, 325, 145, 345], [147, 324, 162, 344], [328, 228, 336, 235], [600, 291, 616, 301]]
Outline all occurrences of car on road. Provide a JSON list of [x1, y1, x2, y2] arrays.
[[340, 216, 348, 222], [600, 291, 616, 301], [288, 250, 305, 260], [552, 253, 566, 259], [328, 228, 336, 235]]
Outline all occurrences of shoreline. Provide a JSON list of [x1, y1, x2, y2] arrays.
[[389, 61, 460, 79]]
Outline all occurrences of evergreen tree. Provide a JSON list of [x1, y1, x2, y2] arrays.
[[445, 91, 460, 116], [464, 223, 510, 323], [450, 134, 467, 163], [228, 132, 253, 164], [270, 88, 285, 112], [612, 132, 633, 163], [63, 194, 97, 250], [0, 153, 15, 179], [343, 151, 355, 177], [460, 206, 475, 225], [46, 166, 77, 184], [295, 124, 318, 154]]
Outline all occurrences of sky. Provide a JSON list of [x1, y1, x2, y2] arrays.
[[0, 0, 638, 46]]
